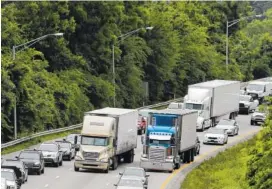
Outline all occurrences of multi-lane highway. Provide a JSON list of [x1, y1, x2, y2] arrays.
[[3, 113, 261, 189]]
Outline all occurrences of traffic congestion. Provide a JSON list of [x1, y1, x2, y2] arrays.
[[1, 78, 270, 189]]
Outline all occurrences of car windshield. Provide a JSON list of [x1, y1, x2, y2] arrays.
[[123, 168, 144, 177], [81, 136, 108, 146], [247, 84, 264, 91], [185, 103, 203, 110], [118, 179, 143, 187], [19, 152, 40, 160], [59, 143, 70, 149], [240, 95, 251, 101], [218, 120, 234, 126], [2, 161, 23, 169], [208, 129, 224, 134], [1, 171, 15, 181], [39, 144, 58, 152]]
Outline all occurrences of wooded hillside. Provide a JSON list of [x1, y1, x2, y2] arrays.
[[1, 1, 272, 142]]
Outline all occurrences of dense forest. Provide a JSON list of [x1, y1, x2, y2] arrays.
[[1, 1, 272, 142]]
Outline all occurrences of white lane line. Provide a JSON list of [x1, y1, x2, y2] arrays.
[[44, 184, 49, 187], [56, 175, 60, 179]]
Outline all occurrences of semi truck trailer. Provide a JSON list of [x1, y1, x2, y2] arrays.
[[140, 109, 198, 173], [184, 80, 240, 131], [74, 107, 138, 173]]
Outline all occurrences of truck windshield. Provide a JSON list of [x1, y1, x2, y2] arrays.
[[247, 84, 264, 91], [81, 136, 108, 146], [153, 115, 176, 127], [185, 103, 203, 110]]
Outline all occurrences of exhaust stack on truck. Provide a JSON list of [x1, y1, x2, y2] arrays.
[[74, 107, 138, 173], [140, 109, 198, 173]]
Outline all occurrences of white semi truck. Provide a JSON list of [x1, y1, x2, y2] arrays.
[[140, 109, 198, 173], [74, 107, 138, 173], [246, 80, 272, 104], [184, 80, 240, 131]]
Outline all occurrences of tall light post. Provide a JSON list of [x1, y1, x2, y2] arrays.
[[112, 27, 153, 107], [12, 32, 63, 139], [226, 14, 263, 72]]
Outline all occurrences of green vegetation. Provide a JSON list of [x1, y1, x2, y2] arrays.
[[1, 129, 81, 155], [181, 99, 272, 189], [1, 2, 272, 143]]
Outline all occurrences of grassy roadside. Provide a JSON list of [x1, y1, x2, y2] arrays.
[[2, 129, 81, 155], [181, 136, 258, 189]]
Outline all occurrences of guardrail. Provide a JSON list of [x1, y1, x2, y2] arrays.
[[0, 80, 259, 149]]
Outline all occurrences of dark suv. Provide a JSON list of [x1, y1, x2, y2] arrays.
[[17, 149, 45, 175], [55, 140, 76, 161]]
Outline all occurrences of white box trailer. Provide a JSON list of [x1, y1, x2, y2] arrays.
[[74, 107, 138, 173], [184, 80, 240, 129]]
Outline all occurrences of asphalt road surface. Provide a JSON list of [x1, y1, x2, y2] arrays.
[[3, 113, 261, 189]]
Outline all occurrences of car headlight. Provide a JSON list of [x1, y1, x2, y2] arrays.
[[34, 162, 40, 165], [142, 154, 147, 158], [75, 155, 83, 160], [100, 158, 108, 163]]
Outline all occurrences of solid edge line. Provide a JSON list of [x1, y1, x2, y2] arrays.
[[160, 129, 259, 189]]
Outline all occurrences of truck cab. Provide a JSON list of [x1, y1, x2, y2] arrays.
[[74, 115, 116, 173], [246, 81, 272, 104], [140, 109, 197, 172], [184, 87, 212, 131]]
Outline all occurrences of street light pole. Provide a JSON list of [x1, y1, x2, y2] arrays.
[[112, 44, 116, 108], [225, 14, 263, 72], [112, 27, 153, 107], [226, 20, 229, 72], [12, 32, 63, 139]]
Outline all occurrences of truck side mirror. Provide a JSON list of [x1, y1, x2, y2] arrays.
[[113, 139, 117, 147]]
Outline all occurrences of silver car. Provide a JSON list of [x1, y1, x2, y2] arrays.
[[119, 167, 149, 189], [251, 107, 267, 125], [38, 143, 63, 167], [203, 128, 228, 145], [215, 119, 239, 136], [114, 177, 144, 189]]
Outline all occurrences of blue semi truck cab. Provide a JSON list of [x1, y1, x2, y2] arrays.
[[140, 109, 198, 173]]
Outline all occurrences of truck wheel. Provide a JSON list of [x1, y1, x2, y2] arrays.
[[251, 120, 254, 125], [190, 149, 195, 162], [74, 165, 79, 172], [41, 167, 44, 174], [125, 150, 134, 163], [175, 162, 180, 169], [112, 156, 118, 170], [200, 123, 204, 132], [246, 108, 250, 115], [104, 165, 109, 173]]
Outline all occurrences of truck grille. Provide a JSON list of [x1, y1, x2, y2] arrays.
[[83, 151, 99, 159], [239, 103, 245, 108], [149, 146, 165, 162], [208, 137, 217, 139]]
